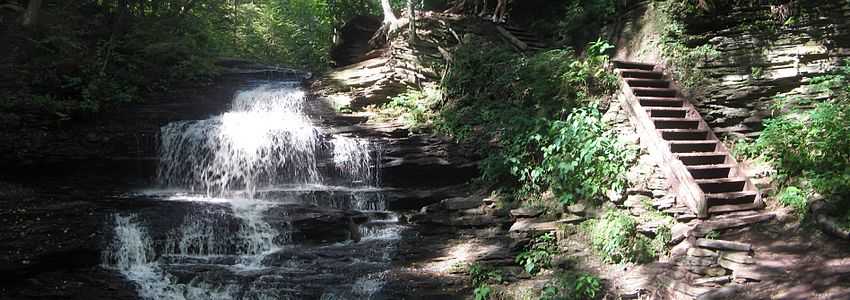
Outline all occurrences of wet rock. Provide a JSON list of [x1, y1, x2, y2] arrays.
[[442, 196, 481, 210], [266, 204, 367, 244], [385, 185, 469, 210]]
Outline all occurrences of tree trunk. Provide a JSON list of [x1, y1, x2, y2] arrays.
[[22, 0, 43, 27], [381, 0, 397, 25], [407, 0, 416, 44]]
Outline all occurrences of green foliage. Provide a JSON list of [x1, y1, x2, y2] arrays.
[[474, 285, 493, 300], [469, 263, 504, 286], [538, 108, 634, 204], [539, 272, 603, 300], [515, 232, 558, 275], [439, 38, 627, 204], [585, 210, 655, 264], [777, 186, 808, 216], [756, 101, 850, 196], [468, 263, 503, 300], [528, 0, 619, 47], [380, 85, 442, 130], [704, 230, 720, 240], [753, 60, 850, 224], [656, 1, 720, 87], [10, 0, 396, 113]]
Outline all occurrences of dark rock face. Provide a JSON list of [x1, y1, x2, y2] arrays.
[[678, 2, 850, 138], [0, 67, 309, 170]]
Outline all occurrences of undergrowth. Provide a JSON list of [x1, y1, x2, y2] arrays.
[[515, 232, 558, 275], [735, 60, 850, 224], [539, 272, 603, 300], [433, 37, 632, 206], [584, 210, 661, 264]]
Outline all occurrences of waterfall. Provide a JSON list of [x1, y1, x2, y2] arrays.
[[107, 82, 398, 299], [158, 84, 322, 196]]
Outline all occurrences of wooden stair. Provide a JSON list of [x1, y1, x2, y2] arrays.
[[613, 60, 763, 218], [496, 25, 547, 53]]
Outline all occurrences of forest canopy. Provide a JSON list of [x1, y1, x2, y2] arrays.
[[1, 0, 413, 112]]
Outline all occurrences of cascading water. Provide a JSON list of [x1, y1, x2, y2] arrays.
[[105, 82, 401, 299]]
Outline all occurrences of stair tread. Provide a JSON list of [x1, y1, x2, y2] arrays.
[[658, 128, 708, 132], [705, 191, 758, 199], [709, 203, 760, 214], [668, 140, 717, 144], [612, 60, 656, 69], [632, 87, 677, 91], [676, 151, 727, 157], [628, 78, 669, 83], [638, 97, 685, 103], [647, 107, 689, 111], [618, 69, 663, 75], [686, 164, 736, 170], [695, 177, 747, 184], [652, 117, 701, 121]]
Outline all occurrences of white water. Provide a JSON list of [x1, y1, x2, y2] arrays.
[[107, 83, 398, 299]]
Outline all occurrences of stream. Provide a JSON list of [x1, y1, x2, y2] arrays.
[[101, 81, 402, 299]]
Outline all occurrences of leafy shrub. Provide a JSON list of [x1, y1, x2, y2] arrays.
[[474, 285, 492, 300], [468, 263, 503, 300], [380, 85, 442, 130], [585, 210, 655, 264], [439, 38, 627, 204], [539, 272, 603, 300], [756, 101, 850, 196], [515, 232, 558, 275], [538, 108, 634, 204], [777, 186, 808, 216]]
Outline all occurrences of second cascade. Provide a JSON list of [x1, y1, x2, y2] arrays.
[[104, 82, 401, 299]]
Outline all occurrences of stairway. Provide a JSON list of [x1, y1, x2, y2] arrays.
[[613, 60, 763, 218], [495, 25, 546, 52]]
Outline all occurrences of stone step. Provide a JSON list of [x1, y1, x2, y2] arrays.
[[705, 191, 759, 206], [613, 60, 656, 71], [653, 117, 701, 129], [632, 87, 678, 98], [686, 164, 735, 179], [675, 152, 728, 165], [619, 69, 664, 79], [669, 140, 718, 153], [627, 78, 670, 88], [658, 129, 709, 141], [709, 202, 760, 214], [639, 97, 685, 107], [647, 107, 689, 118], [695, 177, 747, 193]]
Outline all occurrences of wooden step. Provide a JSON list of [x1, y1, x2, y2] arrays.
[[658, 129, 709, 140], [695, 177, 747, 193], [675, 152, 728, 165], [613, 60, 656, 71], [619, 69, 664, 79], [632, 87, 678, 98], [686, 164, 735, 179], [646, 107, 688, 118], [709, 203, 760, 214], [653, 117, 700, 129], [639, 97, 684, 107], [706, 191, 758, 206], [669, 140, 718, 153], [627, 78, 670, 88]]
